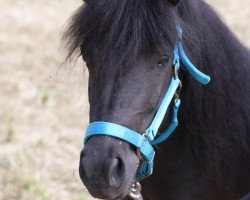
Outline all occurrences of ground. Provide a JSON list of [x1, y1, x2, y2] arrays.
[[0, 0, 249, 200]]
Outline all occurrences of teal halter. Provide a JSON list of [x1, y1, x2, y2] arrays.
[[84, 33, 211, 181]]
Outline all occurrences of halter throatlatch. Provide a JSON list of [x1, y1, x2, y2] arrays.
[[84, 28, 211, 183]]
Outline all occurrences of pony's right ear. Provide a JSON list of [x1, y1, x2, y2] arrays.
[[169, 0, 180, 6]]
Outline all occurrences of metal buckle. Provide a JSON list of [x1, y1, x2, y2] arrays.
[[136, 132, 149, 161], [136, 146, 155, 163]]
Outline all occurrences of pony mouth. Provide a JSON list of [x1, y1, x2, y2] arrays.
[[110, 180, 136, 200], [85, 179, 134, 200]]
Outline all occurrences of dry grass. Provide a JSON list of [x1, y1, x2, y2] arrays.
[[0, 0, 91, 200], [0, 0, 249, 200]]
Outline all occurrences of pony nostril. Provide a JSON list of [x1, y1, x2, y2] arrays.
[[116, 157, 123, 172], [111, 157, 123, 173], [108, 157, 125, 187]]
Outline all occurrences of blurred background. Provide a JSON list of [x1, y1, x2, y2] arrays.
[[0, 0, 249, 200]]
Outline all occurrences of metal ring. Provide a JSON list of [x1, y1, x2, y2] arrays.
[[174, 64, 179, 79], [142, 132, 148, 137], [174, 80, 182, 100]]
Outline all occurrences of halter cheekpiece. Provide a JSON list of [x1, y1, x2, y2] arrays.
[[83, 27, 211, 192]]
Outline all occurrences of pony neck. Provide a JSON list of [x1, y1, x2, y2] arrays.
[[177, 0, 249, 134], [171, 0, 250, 191]]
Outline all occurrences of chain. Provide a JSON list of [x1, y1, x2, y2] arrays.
[[129, 181, 143, 200]]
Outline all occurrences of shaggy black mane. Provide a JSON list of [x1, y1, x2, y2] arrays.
[[63, 0, 179, 66]]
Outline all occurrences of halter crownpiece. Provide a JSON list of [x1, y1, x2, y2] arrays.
[[84, 27, 211, 185]]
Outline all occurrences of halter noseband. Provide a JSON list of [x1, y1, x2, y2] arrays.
[[84, 29, 211, 182]]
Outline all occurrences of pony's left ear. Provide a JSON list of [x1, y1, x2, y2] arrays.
[[169, 0, 180, 6]]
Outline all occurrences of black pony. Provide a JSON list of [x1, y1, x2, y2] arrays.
[[64, 0, 250, 199]]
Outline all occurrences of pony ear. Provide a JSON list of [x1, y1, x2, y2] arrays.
[[169, 0, 180, 6]]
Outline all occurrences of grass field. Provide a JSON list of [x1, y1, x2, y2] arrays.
[[0, 1, 249, 200]]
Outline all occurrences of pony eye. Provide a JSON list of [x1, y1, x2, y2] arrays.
[[156, 55, 170, 67]]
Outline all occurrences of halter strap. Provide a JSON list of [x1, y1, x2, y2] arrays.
[[85, 122, 155, 162], [145, 77, 180, 142], [83, 28, 211, 181], [178, 41, 210, 84], [150, 99, 181, 145]]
